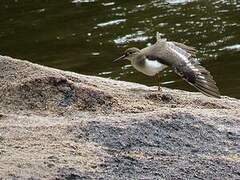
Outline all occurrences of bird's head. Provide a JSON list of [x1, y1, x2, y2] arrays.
[[113, 47, 140, 62]]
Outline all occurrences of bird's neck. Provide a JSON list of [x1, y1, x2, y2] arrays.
[[131, 54, 145, 68]]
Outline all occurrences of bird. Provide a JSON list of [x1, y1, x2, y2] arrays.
[[114, 32, 221, 98]]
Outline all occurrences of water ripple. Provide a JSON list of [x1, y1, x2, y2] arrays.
[[97, 19, 126, 27], [102, 2, 115, 6], [221, 44, 240, 51], [72, 0, 95, 4], [166, 0, 197, 5], [114, 31, 149, 45]]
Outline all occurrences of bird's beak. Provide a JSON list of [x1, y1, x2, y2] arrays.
[[113, 54, 126, 62]]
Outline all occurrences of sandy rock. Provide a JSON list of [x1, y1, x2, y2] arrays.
[[0, 55, 239, 179]]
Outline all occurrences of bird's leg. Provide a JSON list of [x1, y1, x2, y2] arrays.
[[155, 73, 162, 92]]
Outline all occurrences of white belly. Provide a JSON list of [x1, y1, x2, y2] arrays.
[[132, 58, 167, 76]]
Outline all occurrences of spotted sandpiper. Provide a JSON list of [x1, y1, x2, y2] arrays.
[[114, 32, 220, 98]]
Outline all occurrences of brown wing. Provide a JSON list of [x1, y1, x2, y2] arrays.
[[171, 41, 197, 57], [168, 42, 220, 98], [173, 62, 221, 98], [142, 38, 220, 98]]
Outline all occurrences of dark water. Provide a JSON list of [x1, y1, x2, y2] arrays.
[[0, 0, 240, 98]]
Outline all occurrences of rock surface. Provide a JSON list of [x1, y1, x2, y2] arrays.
[[0, 55, 239, 179]]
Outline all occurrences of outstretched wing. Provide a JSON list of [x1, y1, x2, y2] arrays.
[[142, 36, 220, 98], [172, 59, 220, 98], [171, 41, 197, 56]]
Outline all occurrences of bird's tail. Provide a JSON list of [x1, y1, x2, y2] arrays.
[[175, 63, 221, 98]]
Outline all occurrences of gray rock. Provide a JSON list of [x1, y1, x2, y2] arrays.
[[0, 55, 239, 179]]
